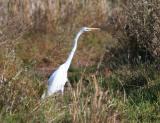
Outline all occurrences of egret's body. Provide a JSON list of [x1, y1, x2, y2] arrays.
[[41, 27, 100, 99], [48, 64, 67, 95]]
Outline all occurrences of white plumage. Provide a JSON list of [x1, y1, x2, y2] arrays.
[[41, 27, 100, 99]]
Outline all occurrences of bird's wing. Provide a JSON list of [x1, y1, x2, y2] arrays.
[[48, 64, 68, 88], [48, 70, 57, 86]]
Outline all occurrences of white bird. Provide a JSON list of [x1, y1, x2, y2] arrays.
[[41, 27, 100, 99]]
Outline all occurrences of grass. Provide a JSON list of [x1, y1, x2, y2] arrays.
[[105, 64, 160, 122], [0, 0, 160, 122], [0, 30, 111, 122], [0, 33, 160, 122]]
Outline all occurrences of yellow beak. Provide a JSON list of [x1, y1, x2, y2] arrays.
[[89, 27, 100, 31]]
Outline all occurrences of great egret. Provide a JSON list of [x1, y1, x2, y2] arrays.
[[41, 27, 100, 99]]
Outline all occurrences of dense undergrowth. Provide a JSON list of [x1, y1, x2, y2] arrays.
[[0, 0, 160, 123]]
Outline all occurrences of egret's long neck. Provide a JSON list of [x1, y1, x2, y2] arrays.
[[64, 30, 83, 70]]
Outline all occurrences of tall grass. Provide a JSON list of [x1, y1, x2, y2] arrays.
[[0, 0, 112, 33], [0, 0, 160, 122]]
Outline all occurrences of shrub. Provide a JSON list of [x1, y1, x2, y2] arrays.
[[104, 0, 160, 68], [124, 0, 160, 63]]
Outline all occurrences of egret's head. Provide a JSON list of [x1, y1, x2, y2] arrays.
[[81, 27, 100, 32]]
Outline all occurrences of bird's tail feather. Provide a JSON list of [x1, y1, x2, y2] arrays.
[[41, 91, 46, 99]]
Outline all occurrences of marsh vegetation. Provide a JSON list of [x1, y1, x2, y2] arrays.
[[0, 0, 160, 122]]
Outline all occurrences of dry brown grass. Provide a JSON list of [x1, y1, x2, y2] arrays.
[[0, 16, 110, 123], [31, 74, 120, 123], [1, 0, 160, 123], [0, 0, 112, 33]]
